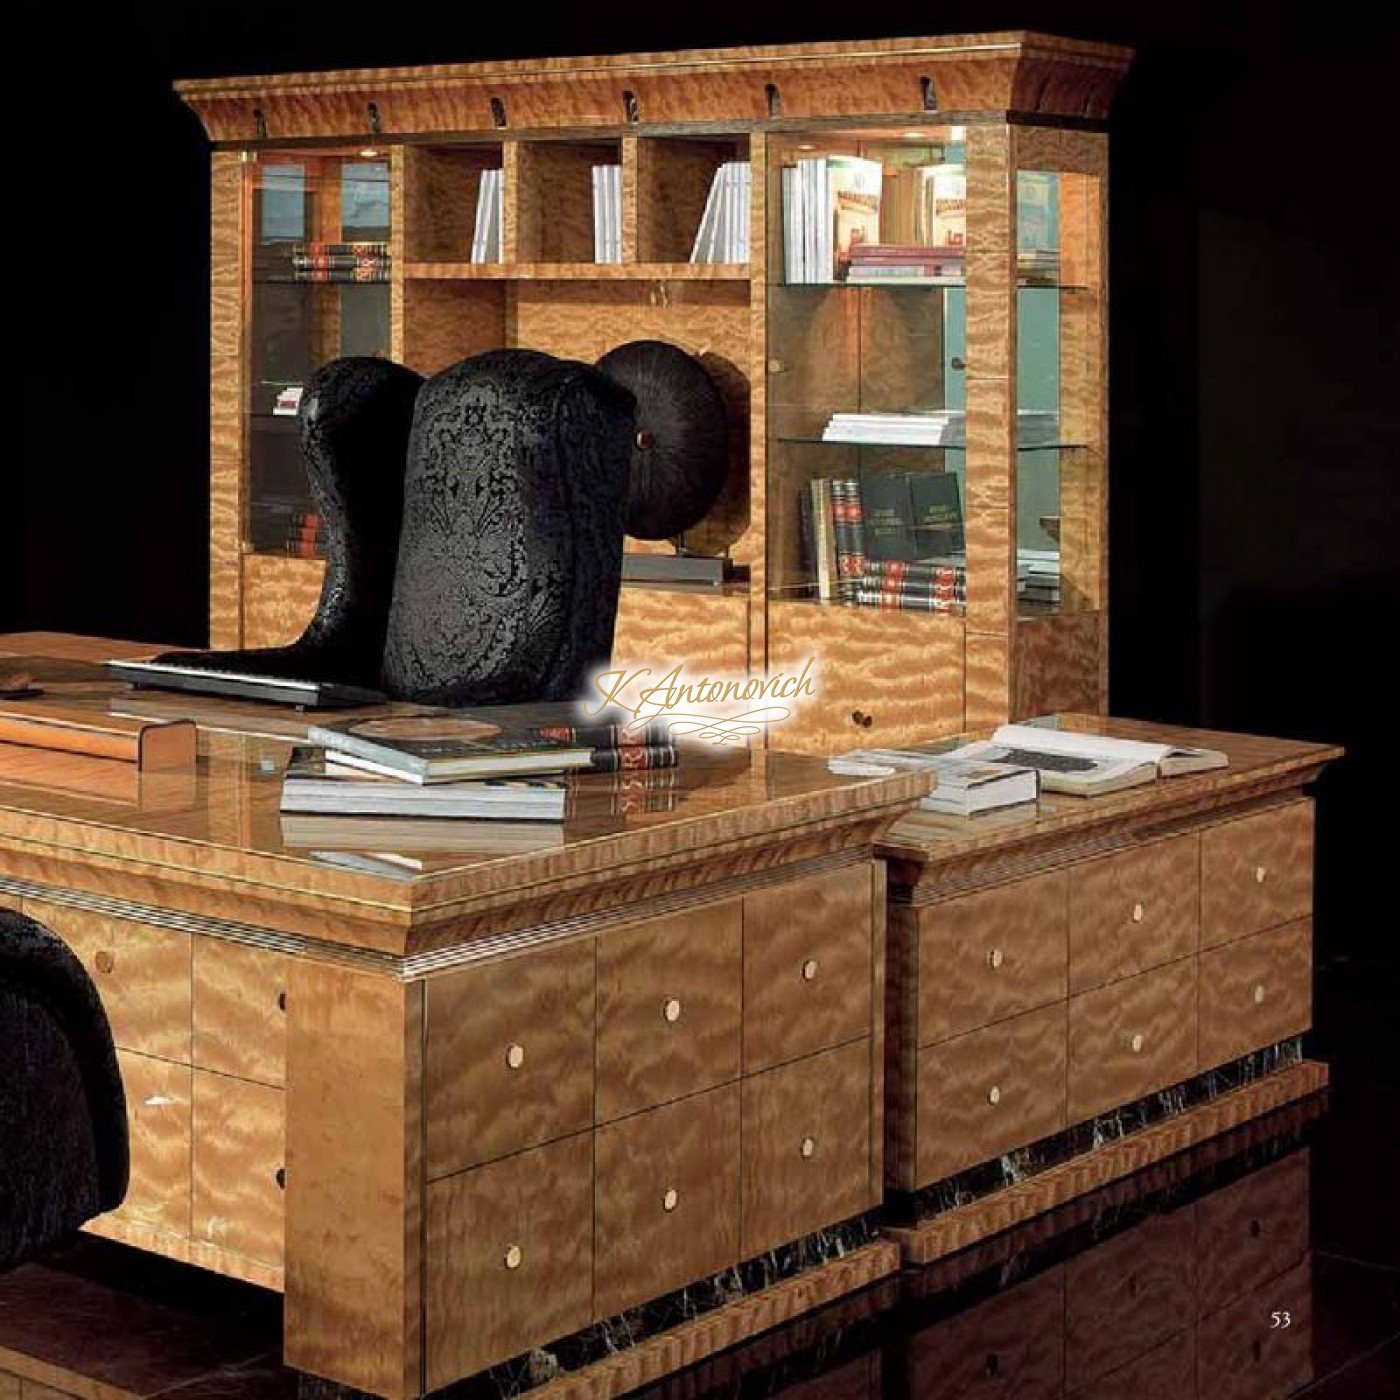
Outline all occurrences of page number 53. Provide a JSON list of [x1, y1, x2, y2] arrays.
[[1270, 1311, 1292, 1329]]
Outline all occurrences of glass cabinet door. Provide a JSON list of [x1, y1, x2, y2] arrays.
[[246, 152, 392, 556]]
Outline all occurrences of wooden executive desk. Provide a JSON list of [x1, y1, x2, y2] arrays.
[[0, 635, 928, 1400]]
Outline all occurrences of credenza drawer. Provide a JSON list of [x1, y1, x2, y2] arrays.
[[1201, 801, 1313, 948], [30, 901, 191, 1063], [1198, 921, 1311, 1070], [1067, 1331, 1196, 1400], [1195, 1150, 1309, 1317], [191, 1070, 285, 1266], [1064, 1207, 1196, 1387], [597, 902, 742, 1121], [743, 865, 872, 1072], [594, 1083, 740, 1317], [1196, 1258, 1312, 1400], [917, 871, 1069, 1045], [111, 1049, 192, 1238], [915, 1003, 1067, 1185], [193, 941, 287, 1087], [741, 1040, 871, 1257], [426, 938, 594, 1176], [1068, 833, 1199, 994], [1067, 958, 1197, 1125], [425, 1132, 593, 1387]]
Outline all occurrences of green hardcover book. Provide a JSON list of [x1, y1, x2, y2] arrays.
[[861, 474, 917, 562], [909, 471, 965, 556]]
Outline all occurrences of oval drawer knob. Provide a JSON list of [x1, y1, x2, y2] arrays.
[[801, 957, 819, 982], [1254, 865, 1268, 884], [987, 947, 1004, 970], [850, 710, 874, 729], [662, 997, 683, 1024], [1131, 902, 1146, 924], [505, 1042, 526, 1070], [95, 950, 116, 975], [662, 1187, 679, 1213], [504, 1243, 523, 1271], [1252, 983, 1267, 1005], [275, 1167, 286, 1191], [987, 1085, 1002, 1106], [800, 1135, 817, 1160], [277, 990, 288, 1014], [1130, 1033, 1145, 1054]]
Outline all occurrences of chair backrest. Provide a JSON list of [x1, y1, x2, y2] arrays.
[[380, 349, 635, 706]]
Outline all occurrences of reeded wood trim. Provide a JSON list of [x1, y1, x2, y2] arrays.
[[81, 1214, 283, 1291], [888, 1059, 1328, 1265]]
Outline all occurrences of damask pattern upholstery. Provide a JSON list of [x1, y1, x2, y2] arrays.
[[380, 350, 634, 706], [1, 909, 128, 1270]]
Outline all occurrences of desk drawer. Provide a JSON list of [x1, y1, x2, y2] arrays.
[[1196, 1259, 1312, 1400], [917, 872, 1068, 1045], [1201, 801, 1313, 948], [741, 1040, 871, 1257], [743, 865, 872, 1072], [1069, 833, 1199, 994], [30, 901, 190, 1062], [1068, 958, 1197, 1125], [192, 1070, 285, 1266], [426, 1132, 593, 1388], [426, 939, 594, 1176], [1198, 921, 1311, 1070], [111, 1049, 191, 1238], [597, 902, 741, 1121], [1195, 1150, 1309, 1317], [916, 1003, 1067, 1185], [595, 1083, 740, 1317], [193, 941, 287, 1087]]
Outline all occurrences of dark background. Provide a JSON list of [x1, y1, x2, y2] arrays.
[[8, 3, 1398, 980]]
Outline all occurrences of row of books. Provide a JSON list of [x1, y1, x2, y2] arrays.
[[690, 162, 752, 263], [820, 410, 1061, 448], [470, 169, 506, 263], [281, 705, 680, 823], [286, 240, 392, 284], [592, 164, 624, 264], [282, 510, 327, 559]]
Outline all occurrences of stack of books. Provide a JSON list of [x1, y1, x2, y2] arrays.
[[690, 161, 752, 263], [469, 169, 505, 263], [592, 164, 623, 263], [828, 744, 1039, 818], [283, 510, 326, 559], [291, 240, 390, 283], [781, 154, 882, 282], [281, 706, 679, 824], [1017, 550, 1062, 607], [846, 243, 966, 285]]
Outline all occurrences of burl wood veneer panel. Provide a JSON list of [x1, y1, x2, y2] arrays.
[[594, 1082, 741, 1317], [916, 870, 1069, 1045], [740, 1039, 871, 1258], [1070, 1330, 1197, 1400], [27, 901, 191, 1063], [426, 939, 595, 1178], [1067, 957, 1197, 1125], [596, 901, 742, 1121], [241, 555, 324, 650], [767, 603, 964, 755], [742, 864, 871, 1073], [915, 1002, 1067, 1185], [284, 966, 423, 1400], [1200, 800, 1314, 948], [1067, 832, 1199, 994], [1012, 611, 1104, 719], [611, 587, 750, 680], [191, 1070, 286, 1267], [192, 941, 288, 1087], [1196, 1259, 1313, 1400], [1198, 920, 1311, 1071], [425, 1132, 593, 1389], [110, 1050, 193, 1240]]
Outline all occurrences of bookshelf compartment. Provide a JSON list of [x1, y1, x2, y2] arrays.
[[403, 144, 505, 264], [634, 136, 750, 266], [401, 281, 507, 377], [510, 139, 623, 264]]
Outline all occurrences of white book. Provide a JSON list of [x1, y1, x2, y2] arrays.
[[735, 164, 751, 262], [610, 164, 623, 262], [591, 166, 604, 262], [801, 159, 818, 282], [487, 169, 503, 261], [691, 166, 723, 263], [781, 167, 797, 281], [470, 174, 490, 263], [722, 163, 739, 262]]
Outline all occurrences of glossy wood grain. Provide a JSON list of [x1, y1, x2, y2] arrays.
[[1198, 920, 1311, 1070], [425, 938, 595, 1177], [1196, 1258, 1313, 1400], [107, 1050, 192, 1240], [594, 1083, 741, 1317], [596, 901, 742, 1120], [610, 587, 750, 681], [425, 1132, 593, 1388], [741, 1039, 871, 1257], [193, 940, 287, 1087], [1200, 799, 1314, 948], [240, 556, 322, 650], [192, 1070, 286, 1266], [1067, 957, 1197, 1126], [916, 870, 1068, 1045], [1067, 832, 1199, 994], [916, 1002, 1067, 1184], [742, 864, 871, 1072]]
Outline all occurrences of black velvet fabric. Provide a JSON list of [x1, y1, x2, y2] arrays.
[[153, 357, 423, 687], [1, 909, 128, 1271], [380, 349, 634, 706]]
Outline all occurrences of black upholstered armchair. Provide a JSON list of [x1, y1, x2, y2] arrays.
[[1, 909, 129, 1271]]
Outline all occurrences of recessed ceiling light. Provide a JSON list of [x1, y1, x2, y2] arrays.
[[359, 146, 380, 158], [902, 130, 924, 139], [797, 143, 815, 151]]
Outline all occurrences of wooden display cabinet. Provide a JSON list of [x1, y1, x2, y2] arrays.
[[179, 32, 1129, 753]]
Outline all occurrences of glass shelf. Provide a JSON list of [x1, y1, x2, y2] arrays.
[[776, 436, 1089, 453]]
